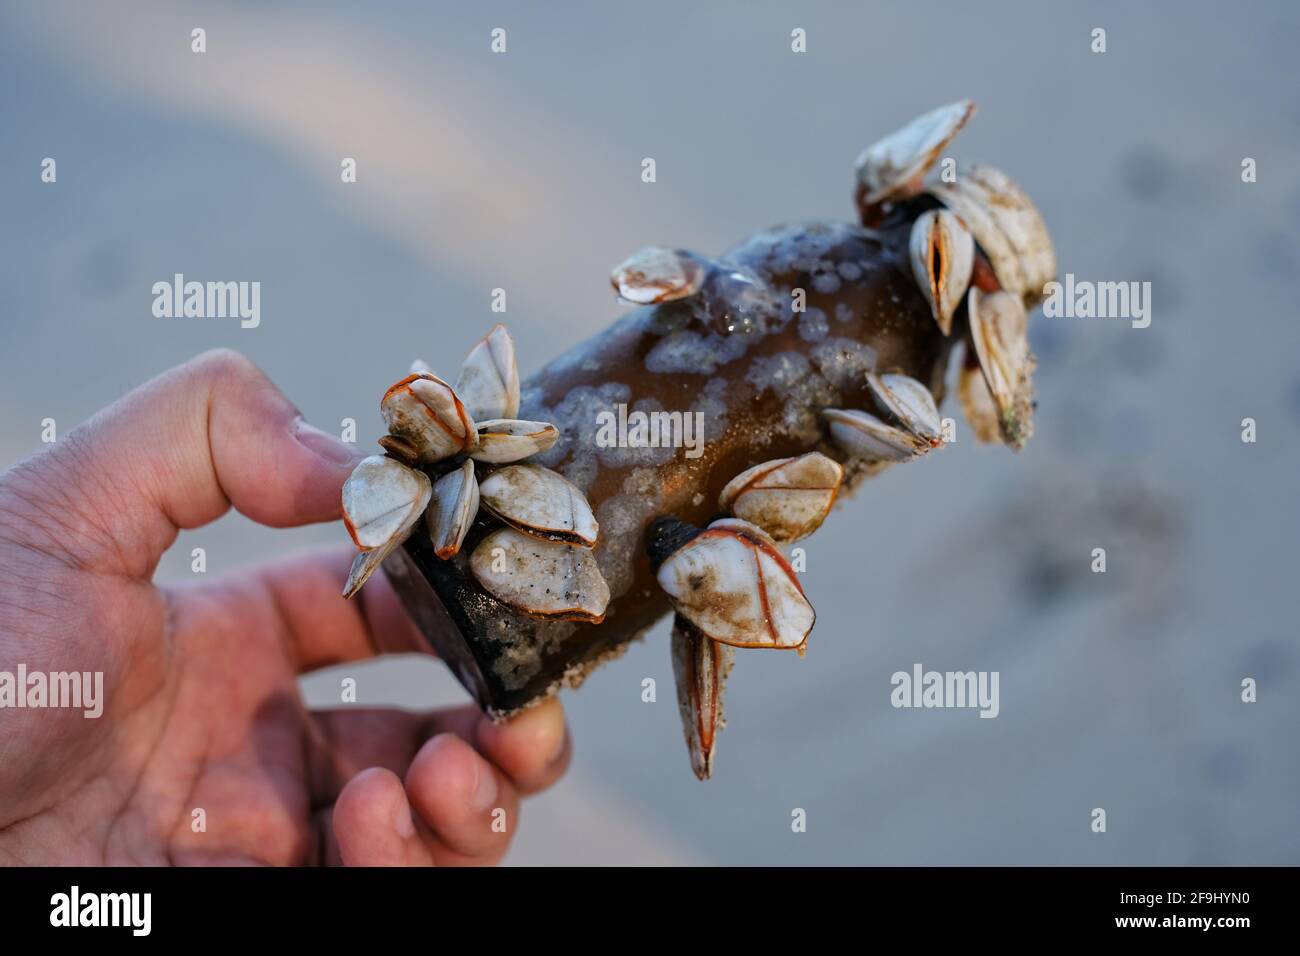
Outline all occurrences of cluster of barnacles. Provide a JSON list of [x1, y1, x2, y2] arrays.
[[341, 100, 1052, 782], [614, 100, 1054, 778], [339, 325, 611, 623], [637, 377, 941, 780], [644, 455, 841, 779], [866, 100, 1052, 448]]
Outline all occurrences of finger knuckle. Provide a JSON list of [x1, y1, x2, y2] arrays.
[[190, 347, 263, 390]]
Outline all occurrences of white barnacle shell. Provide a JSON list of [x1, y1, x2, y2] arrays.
[[718, 452, 843, 543], [957, 356, 1003, 445], [469, 419, 560, 464], [610, 246, 707, 304], [909, 208, 974, 336], [866, 372, 944, 447], [657, 521, 814, 651], [455, 324, 519, 422], [928, 164, 1056, 307], [967, 288, 1035, 449], [822, 407, 928, 462], [343, 547, 394, 600], [855, 99, 975, 206], [477, 463, 599, 547], [380, 372, 477, 464], [409, 358, 433, 375], [470, 527, 610, 623], [342, 454, 433, 551], [340, 455, 432, 597], [671, 614, 733, 781], [424, 459, 479, 559]]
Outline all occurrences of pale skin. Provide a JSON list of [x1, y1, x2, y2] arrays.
[[0, 350, 570, 865]]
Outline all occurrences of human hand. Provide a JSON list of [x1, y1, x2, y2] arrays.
[[0, 350, 570, 865]]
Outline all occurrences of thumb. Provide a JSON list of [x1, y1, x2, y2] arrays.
[[0, 349, 361, 579]]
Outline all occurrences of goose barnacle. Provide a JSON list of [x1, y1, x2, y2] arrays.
[[717, 452, 843, 543], [342, 323, 590, 603], [866, 372, 944, 448], [927, 164, 1056, 308], [455, 323, 520, 421], [470, 419, 560, 464], [469, 527, 610, 623], [610, 246, 708, 304], [822, 406, 929, 462], [966, 287, 1036, 448], [855, 99, 975, 208], [380, 372, 477, 464], [908, 208, 974, 337], [424, 459, 479, 560], [477, 464, 599, 547], [652, 517, 814, 651], [340, 455, 432, 597], [671, 614, 734, 781]]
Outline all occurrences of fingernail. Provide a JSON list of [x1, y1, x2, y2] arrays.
[[532, 699, 568, 765], [550, 720, 570, 766], [468, 756, 499, 813], [481, 698, 567, 765], [294, 419, 359, 466]]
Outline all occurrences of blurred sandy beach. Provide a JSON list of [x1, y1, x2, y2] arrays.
[[2, 0, 1298, 864]]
